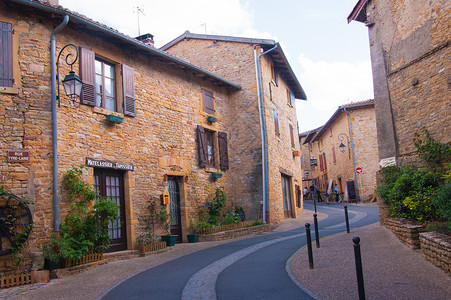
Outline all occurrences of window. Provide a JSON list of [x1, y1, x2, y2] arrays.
[[0, 21, 13, 88], [202, 88, 215, 114], [274, 109, 280, 136], [205, 130, 215, 167], [80, 47, 136, 116], [289, 124, 295, 148], [271, 63, 278, 86], [287, 90, 294, 107], [197, 125, 229, 170], [268, 82, 273, 101], [332, 146, 336, 163], [95, 59, 116, 111]]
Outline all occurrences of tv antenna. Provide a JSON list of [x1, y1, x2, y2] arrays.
[[136, 6, 146, 36]]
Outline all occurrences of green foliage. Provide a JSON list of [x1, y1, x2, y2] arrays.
[[136, 232, 159, 246], [424, 221, 451, 235], [413, 129, 451, 168], [220, 209, 241, 225], [205, 187, 227, 226], [43, 166, 118, 262], [377, 132, 451, 223], [250, 220, 264, 226]]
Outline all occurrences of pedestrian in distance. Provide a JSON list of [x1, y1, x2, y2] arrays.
[[334, 184, 340, 203], [315, 184, 323, 202], [303, 187, 309, 199], [309, 184, 315, 200]]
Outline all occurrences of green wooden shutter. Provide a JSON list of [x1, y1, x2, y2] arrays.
[[79, 47, 96, 106], [0, 21, 13, 87], [122, 64, 136, 116], [197, 125, 207, 168], [218, 131, 229, 170]]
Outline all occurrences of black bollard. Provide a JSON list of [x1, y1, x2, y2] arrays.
[[313, 213, 320, 248], [305, 223, 314, 269], [353, 236, 366, 300], [344, 205, 350, 233]]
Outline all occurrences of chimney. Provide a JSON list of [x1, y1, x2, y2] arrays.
[[44, 0, 59, 5], [136, 33, 154, 47]]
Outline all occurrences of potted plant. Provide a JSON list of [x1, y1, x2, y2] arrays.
[[187, 219, 200, 243], [106, 112, 124, 124], [42, 233, 62, 271], [155, 205, 178, 247]]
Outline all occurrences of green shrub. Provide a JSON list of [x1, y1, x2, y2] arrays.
[[220, 209, 241, 225]]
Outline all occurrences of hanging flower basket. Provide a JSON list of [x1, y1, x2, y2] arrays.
[[212, 172, 223, 179], [106, 114, 124, 124], [207, 115, 217, 123]]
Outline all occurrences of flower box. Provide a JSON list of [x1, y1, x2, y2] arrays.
[[106, 114, 124, 124], [0, 273, 33, 289], [212, 172, 223, 179], [207, 115, 217, 123], [138, 241, 167, 253], [161, 234, 178, 247], [60, 252, 103, 268]]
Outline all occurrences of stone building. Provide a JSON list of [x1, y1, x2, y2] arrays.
[[300, 100, 379, 202], [161, 32, 307, 223], [0, 0, 306, 271], [348, 0, 450, 167]]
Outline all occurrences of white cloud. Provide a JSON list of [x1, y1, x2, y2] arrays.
[[296, 53, 374, 110]]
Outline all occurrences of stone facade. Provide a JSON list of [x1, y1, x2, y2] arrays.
[[420, 231, 451, 273], [161, 33, 306, 224], [348, 0, 451, 166], [0, 1, 305, 272], [301, 101, 379, 202]]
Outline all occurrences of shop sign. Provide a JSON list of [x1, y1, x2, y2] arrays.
[[7, 151, 30, 163], [86, 158, 134, 171]]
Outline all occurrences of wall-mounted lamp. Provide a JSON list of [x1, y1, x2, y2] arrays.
[[56, 43, 83, 106], [338, 133, 350, 159]]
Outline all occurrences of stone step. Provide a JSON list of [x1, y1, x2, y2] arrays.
[[103, 250, 140, 263]]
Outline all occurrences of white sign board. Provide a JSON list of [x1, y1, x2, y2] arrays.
[[379, 157, 396, 168]]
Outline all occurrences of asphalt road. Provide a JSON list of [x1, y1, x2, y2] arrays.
[[101, 203, 379, 300]]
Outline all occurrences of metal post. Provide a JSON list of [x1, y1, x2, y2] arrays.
[[305, 223, 314, 269], [353, 236, 366, 300], [344, 205, 350, 233], [313, 213, 320, 248]]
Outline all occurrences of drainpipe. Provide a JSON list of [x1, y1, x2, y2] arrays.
[[51, 15, 69, 232], [343, 107, 359, 199], [254, 43, 279, 223]]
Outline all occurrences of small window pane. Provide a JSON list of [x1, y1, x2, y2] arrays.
[[95, 74, 102, 93], [105, 78, 115, 97], [95, 60, 102, 74], [105, 96, 115, 111], [96, 94, 102, 107], [105, 64, 115, 79]]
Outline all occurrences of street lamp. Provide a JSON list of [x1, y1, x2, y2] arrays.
[[56, 43, 83, 106], [338, 133, 350, 159]]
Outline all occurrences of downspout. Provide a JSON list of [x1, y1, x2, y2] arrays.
[[343, 107, 359, 199], [51, 15, 69, 232], [254, 43, 279, 223]]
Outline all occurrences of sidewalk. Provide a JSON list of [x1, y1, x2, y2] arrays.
[[289, 223, 451, 300]]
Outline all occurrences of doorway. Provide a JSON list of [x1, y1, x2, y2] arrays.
[[281, 174, 293, 218], [94, 169, 127, 252], [167, 176, 182, 242]]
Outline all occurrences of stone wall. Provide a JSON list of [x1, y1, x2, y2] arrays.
[[164, 38, 304, 225], [420, 232, 451, 273], [384, 218, 426, 250]]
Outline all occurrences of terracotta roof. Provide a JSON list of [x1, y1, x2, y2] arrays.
[[340, 99, 374, 107], [8, 0, 242, 90], [160, 31, 307, 100]]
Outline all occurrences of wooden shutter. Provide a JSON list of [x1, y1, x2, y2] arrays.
[[202, 89, 215, 114], [274, 109, 279, 136], [0, 21, 13, 87], [218, 131, 229, 170], [289, 124, 295, 148], [122, 64, 136, 116], [319, 154, 324, 172], [197, 125, 207, 168], [79, 47, 96, 106], [323, 153, 327, 171]]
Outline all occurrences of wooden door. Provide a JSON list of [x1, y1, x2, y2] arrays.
[[168, 176, 182, 242], [94, 169, 127, 252], [282, 175, 293, 218]]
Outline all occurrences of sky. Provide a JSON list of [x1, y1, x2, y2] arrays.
[[60, 0, 374, 133]]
